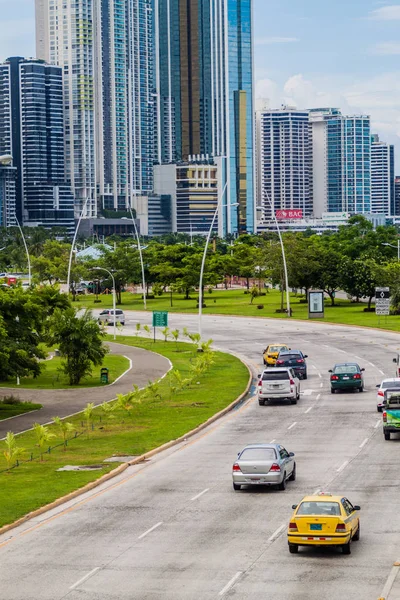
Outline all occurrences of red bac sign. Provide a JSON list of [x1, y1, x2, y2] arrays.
[[275, 209, 303, 220]]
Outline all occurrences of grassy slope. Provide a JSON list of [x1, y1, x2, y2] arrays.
[[0, 338, 249, 527], [0, 401, 42, 421], [73, 289, 400, 333], [1, 354, 130, 389]]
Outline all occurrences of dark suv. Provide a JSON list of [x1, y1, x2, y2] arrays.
[[276, 350, 308, 380]]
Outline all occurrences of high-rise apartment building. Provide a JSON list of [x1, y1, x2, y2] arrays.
[[0, 57, 74, 229], [395, 176, 400, 217], [156, 0, 255, 234], [0, 156, 17, 227], [310, 108, 371, 217], [36, 0, 155, 217], [256, 107, 312, 219], [371, 134, 395, 216]]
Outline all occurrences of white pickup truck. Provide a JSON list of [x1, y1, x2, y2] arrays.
[[257, 368, 300, 406]]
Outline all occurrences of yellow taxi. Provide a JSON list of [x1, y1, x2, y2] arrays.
[[287, 493, 361, 555], [263, 344, 290, 366]]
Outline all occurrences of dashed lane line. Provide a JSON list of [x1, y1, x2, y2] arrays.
[[268, 524, 286, 542], [138, 522, 163, 540], [190, 489, 209, 502], [336, 460, 349, 473], [359, 438, 369, 449], [218, 572, 242, 597], [70, 567, 100, 590], [304, 407, 313, 414], [288, 422, 297, 430]]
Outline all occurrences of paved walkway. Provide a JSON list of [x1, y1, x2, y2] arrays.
[[0, 342, 170, 436]]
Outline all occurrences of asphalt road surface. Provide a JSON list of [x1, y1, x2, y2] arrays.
[[1, 313, 400, 600]]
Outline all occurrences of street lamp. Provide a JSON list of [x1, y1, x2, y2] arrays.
[[93, 266, 116, 340], [264, 192, 291, 317], [381, 241, 400, 261], [198, 186, 239, 342], [127, 209, 147, 310], [15, 218, 31, 286], [67, 196, 91, 295]]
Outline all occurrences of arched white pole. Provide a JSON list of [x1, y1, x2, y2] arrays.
[[93, 266, 116, 340], [15, 217, 31, 285], [129, 208, 146, 310], [67, 197, 90, 294], [265, 191, 290, 317]]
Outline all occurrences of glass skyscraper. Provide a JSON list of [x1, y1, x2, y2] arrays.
[[0, 57, 74, 229], [310, 108, 371, 216], [371, 135, 395, 216], [156, 0, 255, 234]]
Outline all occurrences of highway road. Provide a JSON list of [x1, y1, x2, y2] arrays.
[[1, 313, 400, 600]]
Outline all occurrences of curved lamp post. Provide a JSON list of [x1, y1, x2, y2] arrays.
[[382, 241, 400, 261], [128, 209, 147, 310], [93, 266, 116, 340], [264, 192, 290, 317], [67, 197, 90, 295], [198, 187, 239, 342], [15, 218, 31, 286]]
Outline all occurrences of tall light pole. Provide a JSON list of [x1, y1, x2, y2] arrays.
[[128, 208, 147, 310], [93, 266, 116, 340], [264, 192, 290, 317], [15, 218, 31, 285], [67, 197, 90, 294], [198, 187, 239, 342], [382, 241, 400, 261]]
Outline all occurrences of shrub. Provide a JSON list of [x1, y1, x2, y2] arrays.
[[257, 304, 264, 309]]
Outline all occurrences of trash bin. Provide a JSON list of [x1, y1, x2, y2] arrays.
[[100, 368, 109, 384]]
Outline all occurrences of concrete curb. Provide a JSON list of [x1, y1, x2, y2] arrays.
[[0, 356, 253, 538]]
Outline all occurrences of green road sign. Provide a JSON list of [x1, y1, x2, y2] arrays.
[[152, 311, 168, 327]]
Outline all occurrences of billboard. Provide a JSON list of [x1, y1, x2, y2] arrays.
[[275, 209, 303, 220]]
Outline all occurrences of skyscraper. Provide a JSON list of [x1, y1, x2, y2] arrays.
[[371, 134, 395, 216], [155, 0, 255, 234], [0, 156, 17, 227], [256, 107, 313, 219], [0, 57, 74, 229], [310, 108, 371, 217]]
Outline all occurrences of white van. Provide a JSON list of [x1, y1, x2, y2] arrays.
[[98, 309, 125, 326]]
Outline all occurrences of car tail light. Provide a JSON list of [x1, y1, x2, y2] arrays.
[[296, 359, 304, 364], [276, 360, 284, 365], [258, 379, 262, 387], [331, 375, 339, 381], [378, 390, 384, 397], [335, 523, 346, 532], [353, 374, 361, 380], [269, 463, 281, 472], [289, 522, 298, 532], [383, 411, 387, 422], [232, 463, 242, 472], [290, 379, 295, 385]]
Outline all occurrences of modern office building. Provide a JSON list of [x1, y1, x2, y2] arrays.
[[371, 135, 395, 216], [256, 107, 313, 220], [0, 57, 74, 229], [395, 176, 400, 216], [155, 0, 255, 235], [310, 108, 371, 217], [0, 156, 17, 227]]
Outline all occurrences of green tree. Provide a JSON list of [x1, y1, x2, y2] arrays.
[[53, 417, 75, 451], [48, 308, 108, 385], [33, 423, 55, 461], [3, 432, 25, 471]]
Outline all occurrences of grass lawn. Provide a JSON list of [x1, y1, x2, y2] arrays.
[[0, 399, 42, 421], [0, 337, 249, 528], [74, 288, 400, 332], [0, 354, 130, 390]]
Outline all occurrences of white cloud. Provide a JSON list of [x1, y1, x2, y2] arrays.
[[369, 5, 400, 20], [255, 37, 299, 45], [372, 41, 400, 55]]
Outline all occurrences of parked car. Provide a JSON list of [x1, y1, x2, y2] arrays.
[[288, 493, 360, 554], [383, 392, 400, 440], [232, 443, 296, 491], [98, 309, 125, 326], [263, 343, 290, 366], [257, 368, 300, 405], [376, 378, 400, 412], [329, 363, 365, 393], [276, 350, 308, 379]]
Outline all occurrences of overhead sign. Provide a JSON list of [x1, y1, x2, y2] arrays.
[[322, 212, 350, 222], [275, 209, 303, 220], [375, 287, 390, 316]]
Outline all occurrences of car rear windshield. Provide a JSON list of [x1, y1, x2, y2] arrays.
[[297, 501, 341, 516], [262, 371, 289, 381], [334, 365, 358, 374], [279, 354, 301, 361], [382, 381, 400, 389], [240, 448, 277, 460], [268, 346, 286, 353]]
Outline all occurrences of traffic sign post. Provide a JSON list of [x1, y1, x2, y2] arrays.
[[375, 287, 390, 320], [152, 311, 168, 342]]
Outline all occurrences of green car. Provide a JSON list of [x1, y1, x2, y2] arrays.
[[329, 363, 365, 394]]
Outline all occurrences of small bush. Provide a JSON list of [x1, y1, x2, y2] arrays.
[[257, 304, 264, 309], [243, 290, 249, 294], [141, 294, 155, 300], [363, 307, 375, 313], [208, 287, 213, 294], [0, 395, 21, 405], [299, 299, 308, 304]]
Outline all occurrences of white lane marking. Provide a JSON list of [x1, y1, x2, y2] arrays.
[[70, 567, 100, 590], [359, 438, 369, 449], [320, 382, 323, 388], [375, 419, 382, 429], [270, 439, 276, 443], [219, 572, 242, 596], [323, 345, 330, 348], [379, 562, 400, 600], [379, 369, 385, 375], [312, 365, 317, 369], [304, 406, 313, 414], [336, 349, 347, 354], [368, 362, 376, 367], [302, 389, 313, 396], [336, 460, 349, 473], [317, 394, 321, 400], [138, 522, 163, 540], [288, 422, 297, 430], [318, 372, 322, 378], [191, 488, 209, 502], [268, 524, 286, 542], [353, 355, 363, 361], [314, 488, 321, 494]]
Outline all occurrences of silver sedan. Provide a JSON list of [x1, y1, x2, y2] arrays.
[[232, 443, 296, 491]]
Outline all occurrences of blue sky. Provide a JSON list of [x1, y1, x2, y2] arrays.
[[0, 0, 399, 161]]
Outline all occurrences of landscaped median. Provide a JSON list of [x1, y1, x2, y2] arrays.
[[0, 336, 250, 529]]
